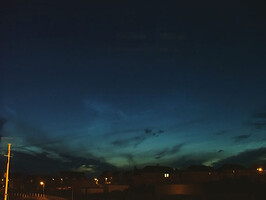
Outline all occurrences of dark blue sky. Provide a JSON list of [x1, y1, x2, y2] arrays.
[[1, 0, 266, 174]]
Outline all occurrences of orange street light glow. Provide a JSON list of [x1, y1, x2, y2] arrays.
[[94, 178, 99, 185], [257, 168, 263, 172]]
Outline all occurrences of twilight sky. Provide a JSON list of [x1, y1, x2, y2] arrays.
[[1, 0, 266, 174]]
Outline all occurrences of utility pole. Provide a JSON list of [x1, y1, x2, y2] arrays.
[[4, 143, 11, 200], [71, 187, 73, 200]]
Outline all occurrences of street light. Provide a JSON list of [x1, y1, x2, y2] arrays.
[[257, 167, 263, 172], [40, 181, 45, 194], [68, 186, 73, 200]]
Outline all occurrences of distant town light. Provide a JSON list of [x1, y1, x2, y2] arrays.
[[104, 177, 111, 184], [164, 173, 169, 178], [94, 178, 99, 185], [257, 168, 263, 172], [40, 181, 45, 194]]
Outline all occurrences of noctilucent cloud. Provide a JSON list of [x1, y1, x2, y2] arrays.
[[1, 1, 266, 174]]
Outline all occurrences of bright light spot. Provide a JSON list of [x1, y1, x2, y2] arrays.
[[104, 177, 111, 184], [40, 181, 44, 185], [164, 173, 169, 178], [94, 178, 99, 185], [257, 168, 263, 172]]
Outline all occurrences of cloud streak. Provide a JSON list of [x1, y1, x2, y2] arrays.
[[155, 143, 184, 159], [253, 112, 266, 119], [111, 128, 164, 148], [6, 150, 117, 174], [112, 135, 146, 148], [214, 147, 266, 167], [245, 109, 266, 130], [232, 134, 252, 143]]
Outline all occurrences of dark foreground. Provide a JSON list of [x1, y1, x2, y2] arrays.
[[5, 180, 266, 200]]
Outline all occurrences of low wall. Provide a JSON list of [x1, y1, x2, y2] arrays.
[[106, 185, 129, 192], [155, 184, 202, 195], [81, 187, 104, 194]]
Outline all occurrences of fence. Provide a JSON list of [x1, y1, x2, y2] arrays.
[[10, 193, 67, 200]]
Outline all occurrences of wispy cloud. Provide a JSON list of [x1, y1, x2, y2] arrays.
[[214, 130, 229, 135], [213, 147, 266, 167], [155, 143, 184, 159], [253, 112, 266, 119], [83, 99, 126, 122], [246, 121, 266, 130], [112, 135, 146, 148], [0, 116, 118, 174], [75, 164, 96, 173], [169, 150, 224, 169], [7, 150, 117, 174], [170, 156, 210, 169], [245, 109, 266, 130], [4, 106, 17, 116], [232, 134, 252, 143], [111, 128, 164, 148]]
